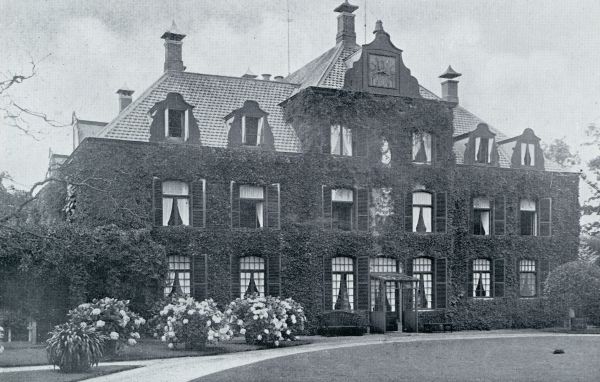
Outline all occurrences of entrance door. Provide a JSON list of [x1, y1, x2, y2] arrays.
[[385, 282, 400, 331]]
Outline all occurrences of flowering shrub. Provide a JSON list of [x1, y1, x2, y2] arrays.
[[157, 297, 233, 350], [228, 295, 306, 347], [67, 298, 145, 351], [46, 322, 105, 372]]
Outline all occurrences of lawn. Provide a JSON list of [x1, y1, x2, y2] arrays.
[[195, 336, 600, 382], [0, 337, 311, 367], [0, 365, 140, 382]]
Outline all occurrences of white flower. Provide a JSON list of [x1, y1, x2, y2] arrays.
[[275, 340, 280, 347], [91, 308, 101, 315], [187, 309, 195, 315], [80, 322, 87, 328], [263, 329, 269, 334], [127, 338, 137, 346], [286, 330, 291, 335], [237, 319, 244, 326], [161, 335, 166, 342], [219, 327, 228, 334], [206, 320, 212, 327], [253, 315, 258, 320], [109, 332, 119, 340], [212, 315, 222, 324], [153, 332, 158, 338], [96, 320, 105, 328], [164, 325, 169, 332], [132, 332, 140, 339], [183, 319, 189, 324], [168, 343, 174, 349], [168, 331, 176, 338], [240, 328, 246, 335], [257, 334, 262, 341]]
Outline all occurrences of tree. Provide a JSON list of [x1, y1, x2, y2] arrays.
[[581, 124, 600, 236], [541, 137, 580, 167]]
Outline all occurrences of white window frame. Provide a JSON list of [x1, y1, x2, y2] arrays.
[[413, 257, 433, 309], [165, 108, 190, 141], [240, 256, 266, 297], [164, 255, 191, 296], [242, 115, 264, 146], [330, 124, 353, 156], [472, 259, 491, 298], [332, 257, 354, 310]]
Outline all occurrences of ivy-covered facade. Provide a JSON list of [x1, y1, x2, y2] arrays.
[[53, 2, 579, 332]]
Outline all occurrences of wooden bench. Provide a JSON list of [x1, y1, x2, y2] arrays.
[[423, 322, 454, 333], [318, 310, 368, 336]]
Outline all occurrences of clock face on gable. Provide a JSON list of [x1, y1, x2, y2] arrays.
[[368, 54, 397, 89]]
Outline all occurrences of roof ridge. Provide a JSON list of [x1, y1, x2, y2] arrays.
[[98, 72, 170, 138], [315, 43, 346, 87], [176, 71, 301, 86]]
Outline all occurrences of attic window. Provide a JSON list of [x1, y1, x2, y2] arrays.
[[412, 132, 431, 164], [521, 143, 535, 166], [165, 109, 189, 140], [242, 116, 263, 146], [475, 137, 494, 164]]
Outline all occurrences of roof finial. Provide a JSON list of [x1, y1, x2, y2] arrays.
[[439, 65, 462, 79], [373, 20, 384, 33]]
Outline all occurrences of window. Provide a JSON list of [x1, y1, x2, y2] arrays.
[[164, 255, 191, 296], [370, 258, 401, 312], [412, 192, 432, 233], [332, 257, 354, 310], [473, 197, 491, 235], [413, 257, 433, 309], [412, 132, 432, 164], [521, 143, 536, 166], [519, 260, 537, 297], [330, 125, 353, 156], [165, 109, 188, 140], [332, 189, 354, 231], [162, 181, 190, 226], [239, 185, 265, 228], [472, 259, 491, 297], [475, 137, 494, 164], [240, 256, 265, 297], [520, 199, 537, 236], [242, 116, 263, 146]]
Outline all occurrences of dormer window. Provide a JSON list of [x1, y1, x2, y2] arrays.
[[412, 132, 431, 164], [521, 143, 535, 166], [167, 109, 185, 138], [242, 116, 263, 146], [475, 137, 494, 164], [331, 125, 353, 156]]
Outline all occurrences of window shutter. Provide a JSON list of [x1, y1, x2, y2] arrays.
[[493, 197, 506, 235], [356, 187, 369, 231], [538, 259, 550, 295], [467, 259, 474, 298], [230, 181, 240, 228], [493, 258, 505, 298], [403, 258, 414, 311], [323, 257, 332, 310], [192, 254, 208, 301], [539, 198, 552, 237], [322, 125, 331, 154], [435, 192, 447, 233], [267, 254, 281, 297], [435, 135, 444, 164], [230, 254, 240, 300], [191, 180, 205, 228], [435, 258, 447, 309], [404, 193, 413, 232], [266, 183, 281, 229], [322, 186, 332, 229], [357, 257, 370, 310], [152, 177, 162, 226], [353, 128, 367, 157]]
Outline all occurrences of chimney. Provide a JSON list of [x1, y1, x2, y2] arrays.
[[116, 85, 134, 112], [334, 1, 359, 46], [439, 65, 462, 104], [161, 21, 186, 72], [274, 75, 284, 82], [261, 74, 271, 81]]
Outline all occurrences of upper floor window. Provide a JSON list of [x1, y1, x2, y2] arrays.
[[231, 183, 280, 230], [475, 137, 494, 164], [164, 255, 191, 296], [239, 185, 265, 229], [332, 188, 354, 231], [331, 125, 353, 156], [521, 143, 536, 166], [370, 257, 401, 312], [473, 197, 491, 236], [412, 132, 431, 164], [412, 191, 432, 233], [472, 259, 491, 297], [519, 259, 537, 297], [162, 181, 189, 226], [413, 257, 433, 309], [242, 116, 263, 146], [332, 257, 354, 310], [165, 109, 189, 140], [240, 256, 265, 297], [520, 199, 537, 236]]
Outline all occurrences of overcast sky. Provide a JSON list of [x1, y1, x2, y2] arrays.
[[1, 0, 599, 189]]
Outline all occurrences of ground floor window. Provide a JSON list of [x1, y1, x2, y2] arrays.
[[332, 257, 354, 310], [413, 257, 432, 309], [164, 255, 191, 296], [370, 257, 401, 312], [472, 259, 491, 297], [240, 256, 265, 297], [519, 259, 537, 297]]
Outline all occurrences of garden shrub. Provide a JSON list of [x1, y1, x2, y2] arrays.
[[158, 297, 232, 350], [228, 295, 306, 347], [67, 298, 145, 353], [46, 322, 105, 373]]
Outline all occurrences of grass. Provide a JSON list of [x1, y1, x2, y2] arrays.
[[0, 365, 140, 382], [0, 337, 311, 367], [194, 336, 600, 382]]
